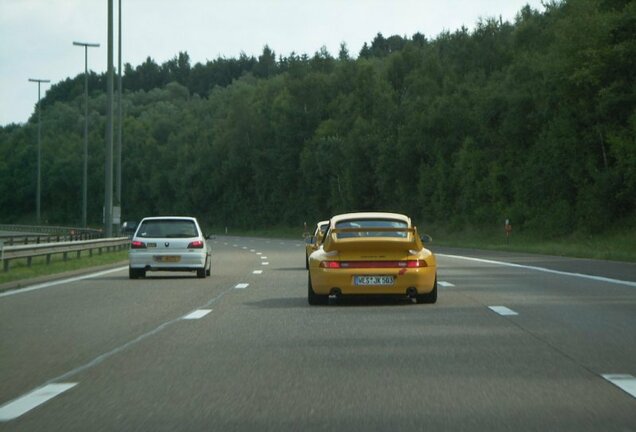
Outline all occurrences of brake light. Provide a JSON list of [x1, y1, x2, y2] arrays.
[[407, 260, 427, 268], [131, 240, 146, 249], [320, 261, 341, 269], [187, 240, 204, 249]]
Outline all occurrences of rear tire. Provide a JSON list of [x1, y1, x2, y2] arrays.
[[197, 268, 206, 278], [129, 267, 145, 279], [307, 274, 328, 305], [305, 252, 309, 270], [417, 275, 437, 304]]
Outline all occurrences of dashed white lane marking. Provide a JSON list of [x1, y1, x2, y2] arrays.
[[256, 252, 262, 255], [438, 281, 455, 287], [438, 254, 636, 287], [235, 283, 249, 289], [253, 270, 263, 275], [260, 256, 268, 260], [250, 249, 255, 252], [488, 306, 519, 316], [232, 244, 238, 247], [0, 266, 128, 298], [182, 309, 212, 320], [262, 262, 269, 266], [602, 374, 636, 399], [0, 383, 77, 422], [1, 284, 240, 421]]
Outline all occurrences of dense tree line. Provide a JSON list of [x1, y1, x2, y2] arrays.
[[1, 0, 634, 236]]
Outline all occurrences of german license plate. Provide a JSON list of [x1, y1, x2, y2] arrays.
[[354, 275, 394, 286], [154, 255, 180, 263]]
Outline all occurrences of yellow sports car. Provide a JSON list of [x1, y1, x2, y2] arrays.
[[307, 212, 437, 305], [304, 220, 330, 269]]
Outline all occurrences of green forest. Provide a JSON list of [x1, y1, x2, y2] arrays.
[[1, 0, 634, 238]]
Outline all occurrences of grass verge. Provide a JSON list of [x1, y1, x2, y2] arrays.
[[0, 250, 128, 286], [424, 225, 636, 262]]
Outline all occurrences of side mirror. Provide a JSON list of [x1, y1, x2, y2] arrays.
[[420, 234, 432, 244]]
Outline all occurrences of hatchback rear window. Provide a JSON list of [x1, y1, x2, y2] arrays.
[[136, 220, 198, 238], [335, 219, 408, 238]]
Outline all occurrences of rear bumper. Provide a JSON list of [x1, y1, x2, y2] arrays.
[[129, 250, 208, 270], [310, 266, 436, 295]]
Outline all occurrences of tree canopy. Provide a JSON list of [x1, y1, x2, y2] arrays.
[[1, 0, 634, 236]]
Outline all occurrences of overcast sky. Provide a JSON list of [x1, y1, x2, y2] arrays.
[[1, 0, 545, 126]]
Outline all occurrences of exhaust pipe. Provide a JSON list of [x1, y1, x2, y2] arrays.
[[329, 288, 342, 298], [406, 287, 417, 299]]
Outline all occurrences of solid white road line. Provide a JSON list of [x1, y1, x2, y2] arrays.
[[235, 283, 249, 289], [253, 270, 263, 275], [0, 383, 77, 422], [438, 281, 455, 287], [438, 254, 636, 287], [602, 374, 636, 399], [0, 266, 128, 298], [488, 306, 519, 316], [182, 309, 212, 320]]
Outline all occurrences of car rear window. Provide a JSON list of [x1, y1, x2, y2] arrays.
[[335, 219, 408, 238], [136, 220, 199, 238]]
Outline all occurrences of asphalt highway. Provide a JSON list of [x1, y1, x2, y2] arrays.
[[1, 237, 635, 431]]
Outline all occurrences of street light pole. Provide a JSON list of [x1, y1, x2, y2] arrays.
[[116, 0, 123, 214], [73, 41, 100, 228], [104, 0, 114, 237], [28, 78, 50, 225]]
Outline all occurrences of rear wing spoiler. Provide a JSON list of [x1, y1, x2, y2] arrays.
[[322, 226, 424, 253]]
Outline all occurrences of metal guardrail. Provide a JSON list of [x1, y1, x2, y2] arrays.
[[0, 233, 99, 245], [1, 237, 129, 272], [0, 224, 103, 247], [0, 224, 102, 236]]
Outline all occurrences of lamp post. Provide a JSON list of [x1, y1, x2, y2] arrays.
[[28, 78, 50, 225], [116, 0, 123, 216], [104, 0, 114, 237], [73, 41, 100, 228]]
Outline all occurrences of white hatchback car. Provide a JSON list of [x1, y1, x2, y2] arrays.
[[128, 216, 211, 279]]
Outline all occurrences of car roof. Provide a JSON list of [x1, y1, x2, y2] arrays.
[[330, 212, 411, 226]]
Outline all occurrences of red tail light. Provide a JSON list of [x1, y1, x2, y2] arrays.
[[131, 240, 146, 249], [407, 260, 427, 268], [187, 240, 204, 249], [320, 261, 341, 269]]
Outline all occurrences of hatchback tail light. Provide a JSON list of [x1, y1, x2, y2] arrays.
[[187, 240, 204, 249], [131, 240, 146, 249]]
